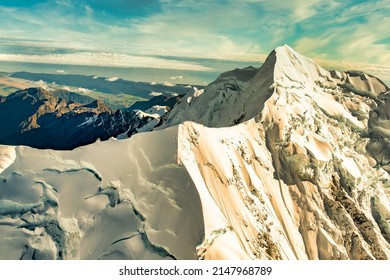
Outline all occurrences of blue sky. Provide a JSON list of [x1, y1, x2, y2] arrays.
[[0, 0, 389, 80]]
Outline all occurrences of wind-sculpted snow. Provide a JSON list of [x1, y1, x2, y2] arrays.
[[178, 120, 305, 259], [0, 129, 204, 260], [1, 45, 389, 259], [0, 145, 16, 173], [159, 66, 269, 128]]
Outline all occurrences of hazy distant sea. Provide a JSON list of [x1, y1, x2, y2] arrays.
[[0, 60, 259, 85]]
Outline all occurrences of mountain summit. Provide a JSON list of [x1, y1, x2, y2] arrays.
[[161, 44, 388, 128], [0, 46, 389, 260], [161, 44, 389, 173]]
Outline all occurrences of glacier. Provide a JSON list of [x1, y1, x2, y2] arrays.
[[0, 45, 389, 260]]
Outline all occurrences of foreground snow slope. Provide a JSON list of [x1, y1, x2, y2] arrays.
[[0, 45, 389, 259], [0, 128, 204, 260]]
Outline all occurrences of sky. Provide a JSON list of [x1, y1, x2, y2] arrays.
[[0, 0, 389, 83]]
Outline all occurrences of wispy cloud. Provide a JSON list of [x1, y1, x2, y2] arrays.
[[0, 52, 213, 71], [293, 0, 390, 66], [243, 0, 336, 22]]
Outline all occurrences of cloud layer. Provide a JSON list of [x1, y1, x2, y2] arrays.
[[0, 0, 389, 80], [0, 52, 211, 71]]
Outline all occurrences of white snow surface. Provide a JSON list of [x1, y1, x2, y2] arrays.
[[145, 105, 169, 118], [1, 45, 390, 260], [0, 145, 16, 173], [0, 129, 204, 260], [77, 115, 99, 127]]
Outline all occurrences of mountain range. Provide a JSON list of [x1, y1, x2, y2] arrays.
[[0, 87, 182, 149], [0, 45, 389, 260], [10, 72, 196, 100]]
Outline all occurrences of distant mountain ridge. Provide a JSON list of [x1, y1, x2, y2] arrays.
[[10, 72, 199, 99], [0, 87, 170, 149]]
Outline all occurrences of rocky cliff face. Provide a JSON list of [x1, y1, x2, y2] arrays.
[[0, 46, 389, 260]]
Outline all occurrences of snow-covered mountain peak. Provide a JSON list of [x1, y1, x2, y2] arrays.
[[1, 46, 389, 260], [273, 44, 329, 85], [160, 45, 387, 131], [271, 44, 388, 97], [260, 45, 388, 140]]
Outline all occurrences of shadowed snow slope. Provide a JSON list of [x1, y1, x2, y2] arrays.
[[0, 45, 389, 259]]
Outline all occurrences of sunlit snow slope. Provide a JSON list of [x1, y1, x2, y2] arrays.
[[0, 129, 204, 260], [0, 45, 389, 259]]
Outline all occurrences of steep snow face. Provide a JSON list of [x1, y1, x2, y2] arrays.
[[0, 129, 204, 260], [178, 120, 306, 259], [178, 118, 390, 260], [159, 66, 267, 128], [0, 145, 16, 173], [256, 45, 390, 259]]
